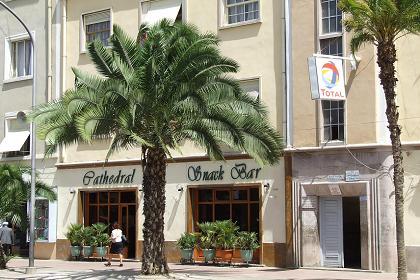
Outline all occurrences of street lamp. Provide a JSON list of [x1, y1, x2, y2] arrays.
[[0, 1, 37, 271]]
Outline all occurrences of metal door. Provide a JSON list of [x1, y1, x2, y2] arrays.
[[320, 197, 344, 267]]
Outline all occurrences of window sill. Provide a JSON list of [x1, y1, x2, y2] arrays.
[[3, 75, 33, 84], [321, 140, 345, 147], [219, 19, 262, 30], [0, 155, 31, 161]]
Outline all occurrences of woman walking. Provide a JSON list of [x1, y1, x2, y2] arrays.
[[105, 222, 124, 267]]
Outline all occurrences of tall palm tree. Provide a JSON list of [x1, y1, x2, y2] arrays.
[[0, 164, 56, 228], [31, 21, 283, 274], [338, 1, 420, 279]]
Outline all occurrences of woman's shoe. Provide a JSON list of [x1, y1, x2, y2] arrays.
[[104, 262, 111, 267], [119, 263, 123, 267]]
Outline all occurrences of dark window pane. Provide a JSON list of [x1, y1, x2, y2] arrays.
[[121, 191, 136, 203], [250, 188, 259, 201], [331, 109, 339, 124], [198, 204, 213, 223], [323, 109, 331, 125], [322, 18, 329, 33], [232, 190, 247, 200], [232, 204, 248, 231], [89, 206, 97, 226], [109, 206, 119, 225], [98, 206, 108, 225], [198, 189, 213, 202], [331, 101, 339, 109], [89, 193, 97, 204], [322, 2, 328, 17], [99, 192, 108, 204], [339, 125, 345, 140], [110, 192, 119, 203], [331, 125, 339, 140], [339, 108, 344, 123], [216, 190, 230, 201], [215, 204, 231, 221], [250, 203, 260, 234], [322, 100, 331, 109], [330, 0, 337, 16], [324, 126, 331, 141]]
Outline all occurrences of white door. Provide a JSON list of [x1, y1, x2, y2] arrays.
[[320, 197, 344, 267]]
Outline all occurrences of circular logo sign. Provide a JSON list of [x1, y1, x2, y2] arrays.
[[321, 61, 340, 89]]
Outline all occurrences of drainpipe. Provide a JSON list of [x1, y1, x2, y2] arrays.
[[285, 0, 293, 148], [47, 0, 52, 101]]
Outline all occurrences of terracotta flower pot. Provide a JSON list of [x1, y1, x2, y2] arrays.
[[217, 249, 233, 263]]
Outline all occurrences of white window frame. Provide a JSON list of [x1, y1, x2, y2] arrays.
[[317, 0, 347, 146], [26, 197, 57, 243], [3, 33, 34, 83], [219, 0, 261, 29], [80, 8, 113, 53], [1, 111, 31, 160]]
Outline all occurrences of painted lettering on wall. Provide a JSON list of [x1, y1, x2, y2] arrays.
[[83, 169, 136, 186], [187, 163, 261, 182]]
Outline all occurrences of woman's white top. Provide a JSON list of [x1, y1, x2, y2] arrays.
[[111, 229, 122, 243]]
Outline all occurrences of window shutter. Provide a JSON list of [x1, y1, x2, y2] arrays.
[[84, 10, 110, 26]]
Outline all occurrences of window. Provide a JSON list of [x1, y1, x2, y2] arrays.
[[240, 78, 260, 101], [322, 100, 344, 141], [35, 200, 49, 241], [140, 0, 182, 25], [226, 0, 260, 25], [4, 36, 32, 80], [319, 0, 345, 143], [82, 9, 111, 48], [0, 115, 30, 158]]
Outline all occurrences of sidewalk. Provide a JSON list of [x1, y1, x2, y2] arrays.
[[1, 258, 420, 280]]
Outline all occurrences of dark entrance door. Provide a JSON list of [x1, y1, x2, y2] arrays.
[[83, 190, 137, 258], [342, 196, 361, 268]]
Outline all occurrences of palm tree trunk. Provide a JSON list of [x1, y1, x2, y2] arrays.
[[377, 41, 407, 280], [141, 147, 169, 275]]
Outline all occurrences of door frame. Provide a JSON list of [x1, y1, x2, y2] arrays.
[[319, 196, 344, 268]]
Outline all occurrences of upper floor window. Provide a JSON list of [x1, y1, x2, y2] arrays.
[[319, 0, 345, 143], [82, 9, 111, 48], [241, 78, 260, 101], [226, 0, 260, 25], [321, 0, 342, 34], [0, 114, 30, 158], [4, 35, 32, 81], [322, 100, 344, 142], [140, 0, 182, 26]]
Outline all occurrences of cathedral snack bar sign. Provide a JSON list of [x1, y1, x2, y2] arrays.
[[187, 163, 262, 182]]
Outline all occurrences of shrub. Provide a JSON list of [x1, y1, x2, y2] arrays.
[[176, 233, 196, 249], [65, 224, 83, 246], [236, 231, 259, 251]]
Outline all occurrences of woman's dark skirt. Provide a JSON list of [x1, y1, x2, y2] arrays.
[[110, 242, 124, 254]]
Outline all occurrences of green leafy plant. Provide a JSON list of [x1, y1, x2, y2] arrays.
[[197, 222, 217, 249], [236, 231, 259, 251], [90, 223, 109, 247], [214, 220, 239, 250], [81, 226, 95, 246], [176, 233, 196, 250], [65, 224, 83, 246]]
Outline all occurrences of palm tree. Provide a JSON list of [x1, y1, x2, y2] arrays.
[[30, 21, 283, 274], [338, 1, 420, 279], [0, 163, 56, 269], [0, 164, 56, 228]]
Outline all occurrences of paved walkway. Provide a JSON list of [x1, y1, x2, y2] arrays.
[[1, 258, 419, 280]]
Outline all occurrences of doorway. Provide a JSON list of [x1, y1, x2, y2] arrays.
[[82, 190, 137, 258], [342, 197, 361, 268], [319, 196, 361, 268]]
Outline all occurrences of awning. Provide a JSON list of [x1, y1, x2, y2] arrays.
[[0, 131, 30, 153], [141, 0, 182, 25]]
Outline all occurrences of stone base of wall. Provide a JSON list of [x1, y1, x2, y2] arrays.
[[35, 242, 56, 259], [407, 246, 420, 273]]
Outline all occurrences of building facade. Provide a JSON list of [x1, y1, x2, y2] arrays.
[[48, 0, 287, 266], [0, 0, 61, 258], [287, 0, 420, 273]]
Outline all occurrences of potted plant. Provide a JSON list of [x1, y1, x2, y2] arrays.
[[236, 231, 259, 264], [91, 223, 109, 258], [176, 233, 196, 264], [197, 222, 216, 263], [65, 224, 83, 259], [214, 220, 239, 263], [81, 226, 95, 258]]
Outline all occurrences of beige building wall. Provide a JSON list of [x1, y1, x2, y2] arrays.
[[63, 0, 284, 163], [291, 0, 378, 148]]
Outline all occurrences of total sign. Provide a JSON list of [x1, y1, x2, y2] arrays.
[[308, 56, 346, 100]]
